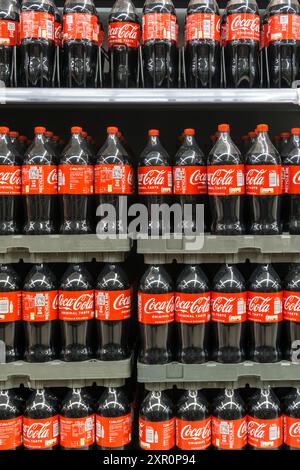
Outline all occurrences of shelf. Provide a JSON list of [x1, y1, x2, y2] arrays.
[[137, 361, 300, 389]]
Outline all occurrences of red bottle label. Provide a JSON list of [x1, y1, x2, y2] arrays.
[[20, 11, 55, 41], [176, 417, 211, 450], [173, 166, 207, 195], [0, 20, 18, 46], [143, 13, 178, 43], [212, 416, 247, 450], [207, 164, 245, 196], [211, 291, 247, 323], [59, 290, 94, 321], [138, 292, 174, 325], [95, 289, 131, 321], [63, 13, 99, 42], [139, 417, 175, 451], [0, 166, 21, 195], [60, 415, 95, 449], [260, 22, 268, 49], [58, 165, 94, 195], [185, 13, 220, 43], [22, 291, 58, 322], [268, 14, 300, 44], [247, 291, 283, 323], [138, 166, 172, 195], [54, 21, 62, 46], [226, 13, 260, 42], [246, 164, 282, 195], [22, 165, 57, 195], [98, 28, 104, 47], [283, 165, 300, 194], [0, 291, 21, 322], [23, 416, 59, 449], [175, 292, 210, 323], [96, 413, 132, 448], [0, 416, 22, 450], [94, 164, 133, 195], [284, 415, 300, 448], [108, 21, 140, 49], [283, 290, 300, 322], [248, 416, 283, 449]]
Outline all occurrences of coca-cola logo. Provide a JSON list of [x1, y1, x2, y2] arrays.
[[292, 171, 300, 186], [47, 168, 58, 185], [128, 168, 133, 186], [216, 17, 221, 33], [0, 168, 21, 186], [246, 169, 267, 186], [209, 169, 235, 187], [212, 296, 236, 313], [237, 420, 248, 439], [59, 292, 94, 311], [140, 169, 168, 186], [288, 422, 300, 437], [175, 296, 210, 314], [248, 296, 272, 313], [113, 292, 131, 311], [248, 420, 268, 439], [284, 295, 300, 312], [144, 297, 174, 315], [180, 421, 211, 441], [190, 169, 207, 186], [24, 422, 51, 440], [109, 23, 140, 41], [229, 15, 260, 33]]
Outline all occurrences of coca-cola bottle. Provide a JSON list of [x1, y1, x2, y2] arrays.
[[95, 386, 132, 450], [22, 126, 58, 235], [173, 128, 207, 233], [211, 264, 246, 363], [185, 0, 221, 88], [0, 126, 21, 234], [23, 263, 58, 363], [176, 389, 211, 450], [62, 0, 98, 87], [95, 126, 134, 235], [20, 0, 56, 87], [283, 387, 300, 450], [59, 263, 94, 362], [245, 124, 282, 234], [0, 0, 19, 87], [142, 0, 178, 88], [248, 387, 283, 450], [283, 263, 300, 361], [23, 388, 59, 450], [58, 126, 94, 234], [95, 263, 131, 361], [266, 0, 300, 88], [208, 123, 245, 235], [212, 388, 247, 450], [138, 264, 174, 364], [282, 128, 300, 234], [281, 131, 291, 152], [138, 130, 172, 235], [108, 0, 141, 87], [0, 264, 22, 363], [60, 387, 95, 450], [0, 389, 22, 450], [18, 135, 28, 155], [224, 0, 260, 87], [139, 390, 175, 451], [248, 263, 283, 363], [175, 264, 210, 363]]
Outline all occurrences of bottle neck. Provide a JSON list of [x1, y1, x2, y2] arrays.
[[148, 135, 160, 146], [183, 135, 196, 146]]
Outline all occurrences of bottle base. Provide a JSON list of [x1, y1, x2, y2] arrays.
[[177, 348, 208, 364], [213, 348, 244, 364], [97, 347, 129, 361], [249, 223, 282, 235], [60, 221, 92, 234], [61, 345, 92, 362], [25, 347, 56, 363], [23, 221, 56, 235], [139, 349, 173, 365], [251, 347, 281, 363]]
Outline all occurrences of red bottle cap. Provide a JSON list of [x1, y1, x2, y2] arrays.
[[34, 127, 46, 134], [19, 135, 27, 141], [0, 127, 9, 134], [281, 132, 290, 138], [256, 124, 269, 132], [71, 126, 82, 134], [107, 126, 118, 134], [183, 128, 195, 136], [218, 124, 230, 132], [291, 128, 300, 135], [45, 131, 54, 138], [248, 131, 257, 138], [148, 129, 159, 136], [10, 131, 19, 138]]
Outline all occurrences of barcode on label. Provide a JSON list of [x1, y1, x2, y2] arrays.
[[113, 167, 122, 179], [29, 167, 39, 180], [237, 171, 244, 187], [85, 417, 93, 431], [175, 169, 182, 181], [35, 294, 45, 307], [274, 298, 282, 314], [53, 421, 59, 437], [46, 20, 53, 37], [8, 23, 15, 31], [168, 173, 172, 185], [269, 424, 278, 440], [269, 171, 277, 187], [146, 426, 154, 443], [238, 299, 245, 314], [171, 22, 176, 39], [280, 15, 288, 25], [203, 19, 211, 37], [97, 292, 105, 306], [0, 299, 9, 314], [220, 422, 229, 435], [66, 15, 73, 24]]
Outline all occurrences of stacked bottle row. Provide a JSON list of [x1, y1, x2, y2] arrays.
[[2, 0, 300, 89]]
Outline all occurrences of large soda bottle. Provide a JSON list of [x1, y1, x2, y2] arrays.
[[59, 263, 94, 362], [0, 126, 21, 234], [138, 264, 174, 364], [208, 124, 245, 235], [20, 0, 56, 87], [248, 387, 283, 450], [173, 128, 207, 233], [212, 388, 247, 450], [142, 0, 178, 88], [0, 0, 19, 86], [62, 0, 98, 87], [246, 124, 282, 234], [108, 0, 141, 87], [266, 0, 300, 88], [95, 263, 131, 361], [175, 264, 210, 363], [211, 264, 246, 363], [282, 128, 300, 234], [23, 388, 59, 450], [95, 126, 134, 235], [22, 126, 58, 235], [58, 127, 94, 234], [176, 389, 211, 450], [283, 387, 300, 449], [0, 389, 22, 450], [138, 130, 172, 235], [185, 0, 221, 88], [283, 263, 300, 361], [60, 387, 95, 450], [248, 263, 283, 363], [95, 386, 132, 450], [139, 390, 175, 451], [224, 0, 260, 87], [23, 263, 58, 363]]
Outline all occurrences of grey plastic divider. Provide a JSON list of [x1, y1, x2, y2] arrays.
[[137, 361, 300, 389]]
